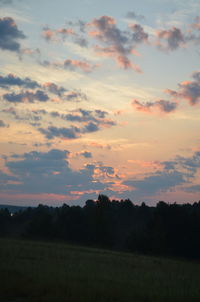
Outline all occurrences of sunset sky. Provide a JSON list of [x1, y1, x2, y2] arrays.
[[0, 0, 200, 206]]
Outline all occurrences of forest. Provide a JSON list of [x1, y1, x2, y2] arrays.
[[0, 195, 200, 259]]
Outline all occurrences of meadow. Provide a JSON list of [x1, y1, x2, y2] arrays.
[[0, 238, 200, 302]]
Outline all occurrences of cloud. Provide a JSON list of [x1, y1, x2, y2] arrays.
[[38, 109, 116, 140], [82, 122, 99, 133], [61, 108, 108, 123], [43, 82, 66, 96], [56, 27, 75, 38], [0, 0, 15, 5], [156, 27, 185, 51], [74, 36, 88, 47], [0, 120, 8, 127], [123, 150, 200, 198], [155, 18, 200, 52], [42, 22, 89, 48], [166, 71, 200, 105], [132, 99, 177, 113], [0, 171, 18, 186], [88, 15, 147, 71], [3, 89, 49, 103], [2, 148, 200, 202], [66, 20, 87, 33], [129, 23, 148, 43], [78, 151, 92, 158], [0, 73, 39, 89], [38, 126, 81, 140], [39, 58, 98, 74], [38, 122, 100, 140], [42, 27, 55, 41], [126, 11, 145, 21], [43, 108, 116, 129], [64, 59, 99, 72], [1, 149, 115, 196], [185, 185, 200, 192], [124, 170, 186, 197], [2, 107, 45, 122], [0, 17, 26, 52], [64, 91, 88, 101], [0, 0, 21, 5], [191, 16, 200, 31]]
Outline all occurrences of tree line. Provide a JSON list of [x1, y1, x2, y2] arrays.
[[0, 195, 200, 259]]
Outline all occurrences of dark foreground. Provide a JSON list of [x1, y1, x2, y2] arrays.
[[0, 239, 200, 302]]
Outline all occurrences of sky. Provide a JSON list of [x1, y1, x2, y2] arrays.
[[0, 0, 200, 206]]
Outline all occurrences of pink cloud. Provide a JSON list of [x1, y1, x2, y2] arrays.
[[165, 72, 200, 105], [64, 59, 99, 72], [191, 16, 200, 30], [156, 27, 185, 51], [42, 27, 55, 41], [56, 28, 75, 35], [88, 15, 147, 71], [132, 99, 177, 114]]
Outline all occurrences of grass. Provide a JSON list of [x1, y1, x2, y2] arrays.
[[0, 238, 200, 302]]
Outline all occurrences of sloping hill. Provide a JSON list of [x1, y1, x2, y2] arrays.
[[0, 238, 200, 302]]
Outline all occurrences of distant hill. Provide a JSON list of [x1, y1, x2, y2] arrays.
[[0, 204, 29, 213]]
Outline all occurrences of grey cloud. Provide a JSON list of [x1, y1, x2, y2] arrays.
[[65, 91, 88, 101], [83, 122, 99, 133], [129, 24, 148, 43], [0, 0, 19, 5], [122, 150, 200, 199], [74, 36, 88, 47], [66, 20, 87, 33], [43, 82, 66, 96], [126, 11, 145, 21], [156, 100, 177, 112], [3, 90, 49, 103], [45, 108, 114, 130], [64, 59, 98, 73], [156, 27, 185, 51], [32, 142, 52, 147], [89, 16, 147, 71], [38, 121, 100, 140], [132, 99, 177, 113], [0, 171, 18, 186], [0, 17, 26, 52], [95, 109, 107, 118], [0, 120, 8, 127], [38, 126, 81, 140], [0, 73, 39, 89], [123, 170, 186, 197], [1, 149, 114, 196], [184, 185, 200, 192], [192, 71, 200, 82], [0, 0, 13, 4], [2, 107, 45, 122], [79, 151, 92, 158], [166, 72, 200, 105]]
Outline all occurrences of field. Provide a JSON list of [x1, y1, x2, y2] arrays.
[[0, 239, 200, 302]]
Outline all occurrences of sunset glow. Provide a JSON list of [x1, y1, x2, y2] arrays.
[[0, 0, 200, 206]]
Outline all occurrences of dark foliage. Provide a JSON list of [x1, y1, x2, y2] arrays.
[[1, 195, 200, 259]]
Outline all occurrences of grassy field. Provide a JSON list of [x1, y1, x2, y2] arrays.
[[0, 239, 200, 302]]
